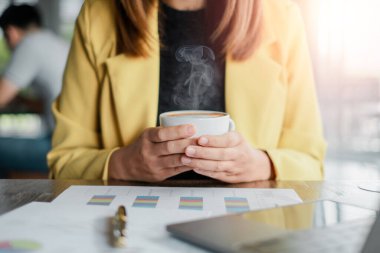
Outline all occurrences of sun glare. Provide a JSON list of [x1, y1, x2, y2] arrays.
[[318, 0, 380, 77]]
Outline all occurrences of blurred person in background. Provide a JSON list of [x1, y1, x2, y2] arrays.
[[49, 0, 326, 182], [0, 4, 69, 176]]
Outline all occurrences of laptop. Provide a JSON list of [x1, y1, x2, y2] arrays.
[[167, 200, 379, 253]]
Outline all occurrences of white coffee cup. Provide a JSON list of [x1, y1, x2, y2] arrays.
[[160, 110, 235, 137]]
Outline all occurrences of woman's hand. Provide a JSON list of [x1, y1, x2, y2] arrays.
[[109, 125, 196, 182], [181, 132, 274, 183]]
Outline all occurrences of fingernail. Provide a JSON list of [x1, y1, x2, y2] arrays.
[[186, 147, 196, 156], [181, 157, 192, 164], [194, 169, 203, 174], [187, 125, 195, 135], [199, 137, 208, 145]]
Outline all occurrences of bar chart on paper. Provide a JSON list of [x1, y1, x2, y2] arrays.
[[132, 196, 160, 208], [179, 197, 204, 210], [224, 197, 250, 213], [87, 195, 115, 206], [53, 186, 303, 215]]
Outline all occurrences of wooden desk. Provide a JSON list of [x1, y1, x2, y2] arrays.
[[1, 179, 379, 216]]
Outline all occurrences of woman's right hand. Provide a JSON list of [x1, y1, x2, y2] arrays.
[[109, 124, 196, 182]]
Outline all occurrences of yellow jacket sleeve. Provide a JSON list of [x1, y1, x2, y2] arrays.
[[47, 2, 117, 180], [266, 4, 327, 180]]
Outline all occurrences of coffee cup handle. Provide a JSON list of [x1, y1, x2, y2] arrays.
[[229, 119, 235, 131]]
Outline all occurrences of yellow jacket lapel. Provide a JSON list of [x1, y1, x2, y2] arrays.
[[105, 6, 160, 143], [225, 15, 284, 147]]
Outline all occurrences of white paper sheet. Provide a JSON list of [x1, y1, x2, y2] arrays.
[[0, 186, 302, 252], [0, 202, 210, 253], [53, 186, 303, 215]]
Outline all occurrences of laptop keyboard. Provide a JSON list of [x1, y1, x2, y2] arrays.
[[238, 219, 373, 253]]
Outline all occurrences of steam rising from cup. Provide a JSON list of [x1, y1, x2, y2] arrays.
[[173, 46, 218, 109]]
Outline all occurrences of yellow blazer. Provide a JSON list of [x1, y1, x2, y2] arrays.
[[48, 0, 327, 180]]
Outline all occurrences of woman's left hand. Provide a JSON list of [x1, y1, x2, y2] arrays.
[[181, 132, 274, 183]]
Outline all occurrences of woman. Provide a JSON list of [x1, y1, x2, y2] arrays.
[[48, 0, 327, 183]]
